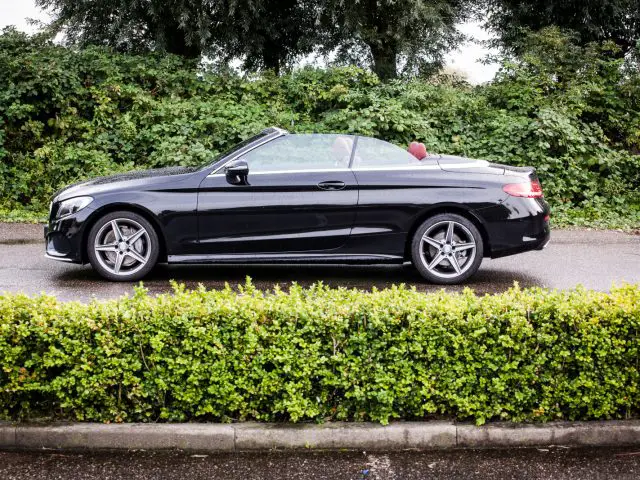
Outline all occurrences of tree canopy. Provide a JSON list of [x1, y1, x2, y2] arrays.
[[220, 0, 321, 75], [483, 0, 640, 56], [37, 0, 470, 79], [321, 0, 470, 79], [30, 0, 640, 79], [36, 0, 214, 58]]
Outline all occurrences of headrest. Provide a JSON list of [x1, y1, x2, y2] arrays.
[[332, 136, 354, 157], [408, 142, 427, 160]]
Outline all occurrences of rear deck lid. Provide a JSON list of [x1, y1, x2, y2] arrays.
[[436, 154, 505, 175]]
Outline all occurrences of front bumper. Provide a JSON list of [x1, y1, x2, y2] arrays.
[[44, 208, 95, 264]]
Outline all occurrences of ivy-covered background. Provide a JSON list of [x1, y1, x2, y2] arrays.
[[1, 28, 639, 228]]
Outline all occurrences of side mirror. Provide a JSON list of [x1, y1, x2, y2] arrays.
[[225, 160, 250, 185]]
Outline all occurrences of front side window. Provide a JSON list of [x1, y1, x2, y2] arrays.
[[202, 131, 270, 169], [353, 137, 425, 168], [240, 134, 355, 172]]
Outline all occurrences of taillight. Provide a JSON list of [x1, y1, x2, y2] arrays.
[[503, 180, 543, 198]]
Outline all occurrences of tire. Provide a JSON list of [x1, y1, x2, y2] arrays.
[[87, 211, 160, 282], [411, 213, 484, 285]]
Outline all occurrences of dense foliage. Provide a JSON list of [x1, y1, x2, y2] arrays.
[[36, 0, 471, 78], [320, 0, 470, 79], [0, 29, 639, 227], [36, 0, 211, 58], [482, 0, 640, 58], [0, 281, 638, 424], [37, 0, 323, 74]]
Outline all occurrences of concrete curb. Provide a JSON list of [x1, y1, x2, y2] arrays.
[[0, 420, 639, 452]]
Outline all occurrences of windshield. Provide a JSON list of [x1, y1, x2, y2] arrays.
[[200, 131, 271, 169]]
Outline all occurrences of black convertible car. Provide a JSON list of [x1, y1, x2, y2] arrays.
[[45, 127, 550, 284]]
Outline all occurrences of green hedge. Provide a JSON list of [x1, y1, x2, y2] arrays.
[[1, 281, 639, 425], [1, 29, 639, 228]]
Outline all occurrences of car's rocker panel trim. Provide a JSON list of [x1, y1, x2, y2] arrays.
[[167, 253, 404, 264]]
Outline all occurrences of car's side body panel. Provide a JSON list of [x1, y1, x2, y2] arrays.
[[347, 165, 513, 258], [196, 169, 359, 254]]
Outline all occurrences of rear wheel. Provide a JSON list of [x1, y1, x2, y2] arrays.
[[411, 213, 483, 284], [87, 211, 159, 281]]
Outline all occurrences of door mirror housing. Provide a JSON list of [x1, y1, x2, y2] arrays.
[[225, 160, 250, 185]]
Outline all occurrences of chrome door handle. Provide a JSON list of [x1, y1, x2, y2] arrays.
[[317, 181, 346, 191]]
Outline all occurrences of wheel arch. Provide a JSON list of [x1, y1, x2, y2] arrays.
[[80, 204, 168, 264], [403, 204, 491, 261]]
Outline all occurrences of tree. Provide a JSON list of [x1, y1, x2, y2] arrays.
[[220, 0, 321, 74], [36, 0, 321, 71], [36, 0, 216, 58], [320, 0, 470, 80], [482, 0, 640, 57]]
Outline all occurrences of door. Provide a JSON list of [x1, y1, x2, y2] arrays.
[[197, 134, 359, 254]]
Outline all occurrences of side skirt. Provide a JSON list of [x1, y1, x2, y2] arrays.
[[167, 253, 404, 265]]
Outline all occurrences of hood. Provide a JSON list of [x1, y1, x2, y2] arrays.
[[54, 166, 198, 202]]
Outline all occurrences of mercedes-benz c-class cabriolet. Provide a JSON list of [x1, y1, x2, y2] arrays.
[[45, 127, 550, 284]]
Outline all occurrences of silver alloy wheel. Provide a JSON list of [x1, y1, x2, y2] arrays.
[[93, 218, 151, 276], [419, 220, 477, 279]]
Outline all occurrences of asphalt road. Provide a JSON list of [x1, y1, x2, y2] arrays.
[[1, 448, 640, 479], [1, 223, 638, 301]]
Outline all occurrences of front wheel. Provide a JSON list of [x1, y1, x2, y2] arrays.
[[411, 213, 484, 284], [86, 211, 159, 281]]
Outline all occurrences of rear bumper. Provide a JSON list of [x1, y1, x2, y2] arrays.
[[476, 197, 551, 259], [490, 224, 550, 258], [536, 234, 551, 250]]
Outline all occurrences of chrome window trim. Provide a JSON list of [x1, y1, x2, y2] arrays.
[[208, 168, 351, 177], [207, 164, 446, 177], [352, 164, 441, 171], [351, 161, 490, 172], [270, 127, 289, 136]]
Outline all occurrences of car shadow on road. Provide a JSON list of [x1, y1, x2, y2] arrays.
[[53, 263, 544, 295]]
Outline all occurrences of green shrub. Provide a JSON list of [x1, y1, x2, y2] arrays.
[[1, 28, 639, 227], [1, 281, 639, 425]]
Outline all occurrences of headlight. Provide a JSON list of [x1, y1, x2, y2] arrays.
[[56, 196, 93, 219]]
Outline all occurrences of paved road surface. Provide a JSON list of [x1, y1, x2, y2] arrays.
[[1, 448, 640, 479], [1, 223, 638, 301]]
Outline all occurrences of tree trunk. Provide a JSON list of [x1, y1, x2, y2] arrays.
[[162, 24, 201, 59], [262, 41, 281, 75], [370, 42, 398, 81]]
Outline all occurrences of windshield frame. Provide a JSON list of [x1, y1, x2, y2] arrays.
[[201, 127, 288, 172]]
